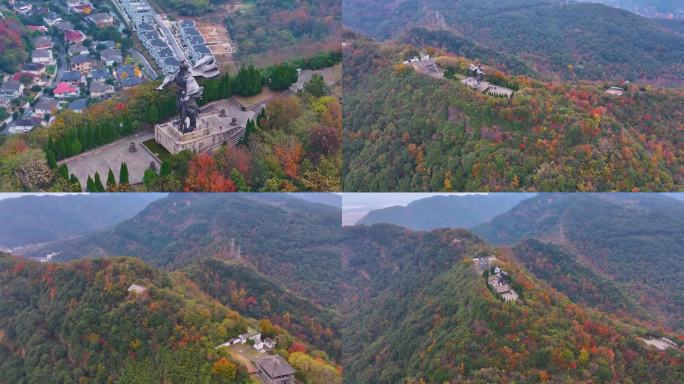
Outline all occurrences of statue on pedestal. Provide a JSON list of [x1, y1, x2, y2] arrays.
[[157, 56, 220, 133]]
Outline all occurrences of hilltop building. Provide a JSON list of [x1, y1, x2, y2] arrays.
[[255, 355, 296, 384]]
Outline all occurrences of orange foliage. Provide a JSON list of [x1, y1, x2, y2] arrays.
[[274, 140, 304, 179], [185, 153, 236, 192]]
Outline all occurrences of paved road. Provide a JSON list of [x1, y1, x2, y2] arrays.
[[153, 14, 187, 62], [131, 49, 158, 80], [54, 42, 67, 83]]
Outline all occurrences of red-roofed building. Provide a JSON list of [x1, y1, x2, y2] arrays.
[[54, 82, 80, 98], [64, 30, 86, 45], [11, 72, 38, 84]]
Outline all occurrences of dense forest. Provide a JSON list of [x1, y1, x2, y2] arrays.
[[340, 224, 684, 383], [225, 0, 341, 65], [27, 194, 343, 304], [0, 253, 340, 383], [342, 0, 684, 85], [0, 18, 29, 74], [474, 193, 684, 332], [342, 38, 683, 191]]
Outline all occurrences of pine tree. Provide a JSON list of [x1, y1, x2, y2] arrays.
[[146, 105, 159, 124], [58, 164, 69, 180], [106, 168, 116, 189], [159, 161, 171, 177], [86, 175, 95, 192], [119, 162, 129, 185], [69, 174, 82, 192], [93, 172, 105, 192], [219, 74, 232, 98], [47, 150, 57, 169]]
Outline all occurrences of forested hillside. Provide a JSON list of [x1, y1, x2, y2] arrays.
[[340, 225, 684, 383], [343, 38, 684, 191], [475, 193, 684, 332], [184, 258, 341, 356], [0, 194, 162, 248], [27, 194, 342, 303], [358, 193, 532, 229], [226, 0, 341, 65], [0, 253, 340, 383], [343, 0, 684, 84]]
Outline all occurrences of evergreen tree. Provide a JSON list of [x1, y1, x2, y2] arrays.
[[47, 150, 57, 169], [146, 105, 159, 124], [93, 172, 105, 192], [143, 168, 158, 189], [219, 74, 232, 98], [69, 174, 82, 192], [269, 63, 298, 91], [86, 175, 95, 192], [58, 138, 68, 159], [106, 168, 116, 189], [159, 162, 171, 177], [240, 119, 255, 146], [303, 74, 330, 97], [119, 162, 129, 185], [58, 164, 69, 180], [233, 64, 262, 96]]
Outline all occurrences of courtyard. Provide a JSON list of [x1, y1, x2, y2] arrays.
[[60, 131, 159, 189]]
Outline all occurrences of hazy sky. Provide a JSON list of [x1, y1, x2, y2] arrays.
[[341, 193, 486, 226], [0, 193, 86, 200]]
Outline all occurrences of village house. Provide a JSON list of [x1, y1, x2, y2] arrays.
[[62, 71, 85, 85], [69, 44, 90, 57], [32, 49, 53, 65], [0, 80, 25, 98], [13, 1, 32, 15], [116, 64, 144, 87], [64, 30, 86, 45], [54, 82, 80, 99], [68, 99, 88, 113], [100, 48, 123, 67], [89, 81, 115, 98], [263, 337, 277, 350], [488, 267, 518, 303], [255, 355, 296, 384], [88, 12, 115, 28], [9, 118, 39, 134], [96, 40, 117, 50], [54, 21, 75, 32], [33, 36, 54, 50], [127, 284, 147, 294], [71, 55, 98, 73], [33, 97, 59, 118], [43, 13, 62, 26], [11, 72, 38, 86], [605, 86, 625, 96], [23, 63, 46, 76], [90, 69, 112, 82]]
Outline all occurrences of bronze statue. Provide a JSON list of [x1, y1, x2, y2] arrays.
[[157, 56, 220, 133]]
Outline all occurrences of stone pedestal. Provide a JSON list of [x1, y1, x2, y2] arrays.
[[155, 112, 245, 155]]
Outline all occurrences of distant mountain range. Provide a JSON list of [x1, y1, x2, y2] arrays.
[[0, 194, 163, 249], [343, 0, 684, 84], [358, 193, 533, 229]]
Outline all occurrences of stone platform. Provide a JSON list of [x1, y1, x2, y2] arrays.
[[155, 99, 254, 155]]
